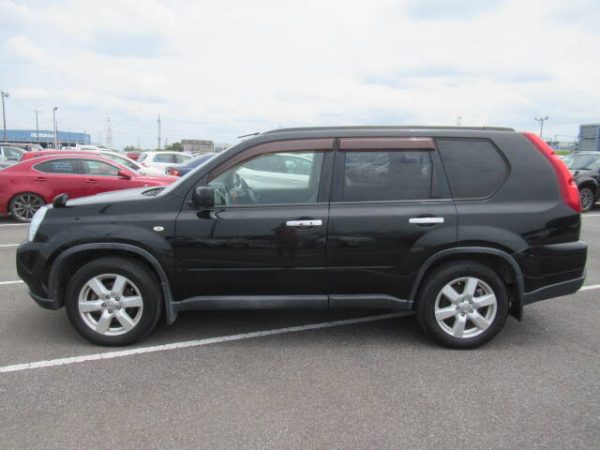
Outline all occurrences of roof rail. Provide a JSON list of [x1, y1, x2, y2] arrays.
[[262, 125, 515, 134]]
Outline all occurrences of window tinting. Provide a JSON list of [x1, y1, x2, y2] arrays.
[[342, 151, 433, 202], [209, 151, 323, 205], [35, 159, 79, 174], [436, 139, 508, 199], [155, 153, 176, 163]]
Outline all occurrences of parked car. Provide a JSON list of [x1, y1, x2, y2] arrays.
[[562, 151, 600, 212], [1, 155, 176, 222], [137, 151, 194, 171], [16, 127, 586, 348], [126, 152, 141, 161], [0, 145, 26, 168], [165, 153, 216, 177], [22, 149, 165, 176]]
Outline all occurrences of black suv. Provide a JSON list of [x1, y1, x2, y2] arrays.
[[16, 127, 587, 348]]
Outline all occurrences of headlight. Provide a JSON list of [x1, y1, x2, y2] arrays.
[[27, 206, 49, 242]]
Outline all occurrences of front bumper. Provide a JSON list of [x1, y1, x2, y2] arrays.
[[16, 240, 60, 309]]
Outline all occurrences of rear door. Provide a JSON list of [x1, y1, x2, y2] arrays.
[[327, 137, 457, 306], [32, 158, 90, 200]]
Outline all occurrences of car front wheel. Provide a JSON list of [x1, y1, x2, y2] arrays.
[[416, 261, 509, 349], [65, 257, 162, 346]]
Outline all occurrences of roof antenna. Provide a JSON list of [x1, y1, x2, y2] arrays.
[[237, 132, 260, 139]]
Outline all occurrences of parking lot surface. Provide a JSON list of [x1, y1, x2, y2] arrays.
[[1, 215, 599, 449]]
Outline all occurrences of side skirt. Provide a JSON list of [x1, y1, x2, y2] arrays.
[[171, 294, 413, 313]]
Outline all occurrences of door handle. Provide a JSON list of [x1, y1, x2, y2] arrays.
[[409, 217, 445, 225], [286, 219, 323, 227], [34, 177, 47, 181], [85, 179, 98, 183]]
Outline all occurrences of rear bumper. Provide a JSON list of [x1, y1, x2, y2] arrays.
[[522, 273, 586, 305]]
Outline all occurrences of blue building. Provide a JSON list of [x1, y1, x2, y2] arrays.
[[2, 129, 91, 148]]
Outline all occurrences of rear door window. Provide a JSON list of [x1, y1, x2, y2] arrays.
[[341, 151, 434, 202], [436, 139, 509, 199], [35, 159, 81, 174]]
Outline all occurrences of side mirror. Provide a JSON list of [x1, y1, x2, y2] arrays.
[[117, 170, 132, 180], [192, 185, 215, 208]]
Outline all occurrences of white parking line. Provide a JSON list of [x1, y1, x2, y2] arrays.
[[583, 214, 600, 218], [0, 280, 23, 285], [0, 312, 407, 374], [579, 284, 600, 291], [0, 244, 19, 248], [0, 223, 27, 227]]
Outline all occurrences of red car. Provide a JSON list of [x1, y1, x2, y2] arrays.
[[0, 155, 176, 222]]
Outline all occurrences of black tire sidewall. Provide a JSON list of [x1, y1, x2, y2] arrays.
[[416, 262, 509, 349], [65, 257, 162, 346]]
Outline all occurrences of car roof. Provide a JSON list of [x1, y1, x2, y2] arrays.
[[26, 154, 130, 170]]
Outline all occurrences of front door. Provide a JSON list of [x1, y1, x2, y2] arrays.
[[326, 137, 458, 307], [174, 138, 334, 303]]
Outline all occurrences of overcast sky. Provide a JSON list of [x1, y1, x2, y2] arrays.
[[1, 0, 599, 149]]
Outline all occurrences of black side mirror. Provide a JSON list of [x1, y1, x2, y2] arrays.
[[192, 186, 215, 208]]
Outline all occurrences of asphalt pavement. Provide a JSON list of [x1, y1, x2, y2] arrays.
[[0, 214, 599, 449]]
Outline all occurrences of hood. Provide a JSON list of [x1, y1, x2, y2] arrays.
[[67, 186, 165, 206]]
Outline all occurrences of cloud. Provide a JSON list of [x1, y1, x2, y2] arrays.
[[4, 35, 43, 61]]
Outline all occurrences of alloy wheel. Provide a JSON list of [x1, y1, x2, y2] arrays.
[[11, 194, 44, 222], [580, 188, 594, 212], [434, 276, 498, 339], [78, 274, 144, 336]]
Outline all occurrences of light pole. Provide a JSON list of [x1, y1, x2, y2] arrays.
[[52, 107, 58, 149], [34, 109, 41, 142], [534, 116, 549, 139], [1, 91, 9, 142]]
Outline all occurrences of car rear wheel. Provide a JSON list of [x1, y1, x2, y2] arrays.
[[65, 257, 162, 346], [416, 261, 509, 349], [9, 192, 45, 222], [579, 187, 595, 212]]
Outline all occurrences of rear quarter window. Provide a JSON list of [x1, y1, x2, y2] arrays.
[[436, 138, 509, 199]]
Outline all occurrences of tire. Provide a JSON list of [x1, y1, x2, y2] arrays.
[[579, 187, 595, 212], [416, 261, 509, 349], [9, 192, 45, 223], [65, 257, 162, 346]]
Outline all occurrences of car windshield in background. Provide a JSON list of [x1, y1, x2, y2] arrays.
[[185, 153, 216, 168], [567, 154, 600, 170]]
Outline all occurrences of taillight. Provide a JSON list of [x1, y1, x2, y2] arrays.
[[523, 132, 581, 212]]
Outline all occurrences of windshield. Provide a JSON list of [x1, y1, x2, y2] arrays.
[[566, 154, 600, 170]]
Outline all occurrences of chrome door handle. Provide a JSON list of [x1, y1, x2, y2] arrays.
[[286, 219, 323, 227], [409, 217, 445, 224]]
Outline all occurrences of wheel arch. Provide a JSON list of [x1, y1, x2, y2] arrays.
[[409, 247, 524, 320], [49, 243, 177, 324]]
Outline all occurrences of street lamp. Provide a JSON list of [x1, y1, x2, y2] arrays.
[[1, 91, 9, 142], [534, 116, 549, 139], [52, 107, 58, 149]]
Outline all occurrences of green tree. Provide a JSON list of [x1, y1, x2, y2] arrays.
[[164, 142, 183, 152]]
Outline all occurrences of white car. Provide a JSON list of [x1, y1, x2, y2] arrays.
[[93, 151, 165, 176], [137, 151, 194, 171]]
